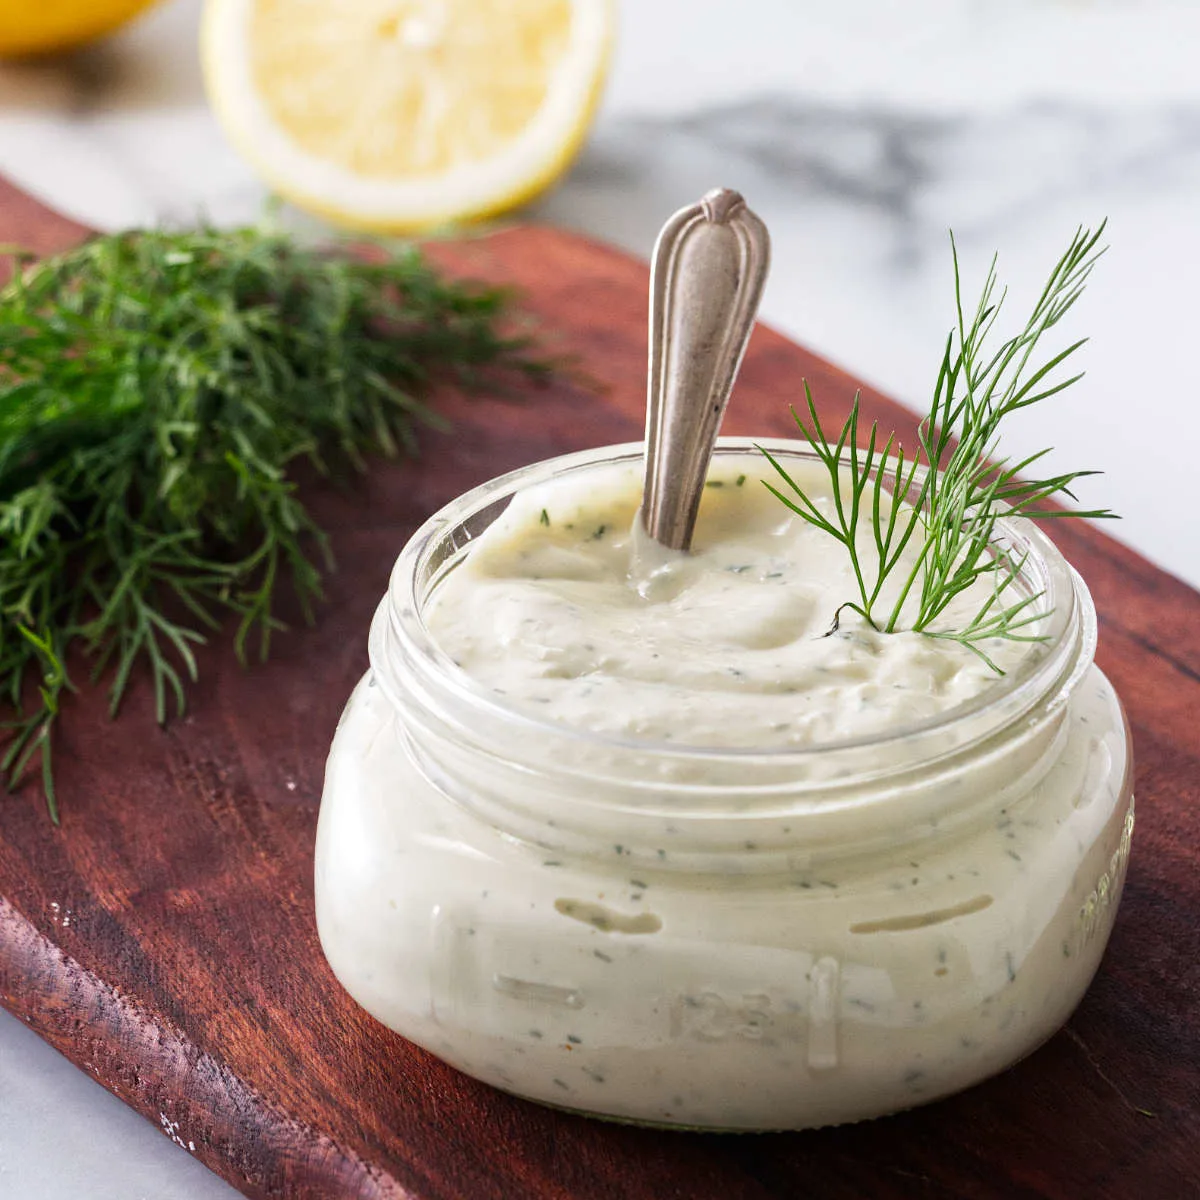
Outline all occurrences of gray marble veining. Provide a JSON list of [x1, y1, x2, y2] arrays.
[[541, 96, 1200, 265]]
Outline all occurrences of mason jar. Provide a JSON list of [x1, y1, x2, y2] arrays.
[[314, 441, 1133, 1131]]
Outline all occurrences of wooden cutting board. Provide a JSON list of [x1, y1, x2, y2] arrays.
[[0, 178, 1197, 1200]]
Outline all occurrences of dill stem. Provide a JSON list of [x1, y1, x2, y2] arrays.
[[883, 532, 933, 634]]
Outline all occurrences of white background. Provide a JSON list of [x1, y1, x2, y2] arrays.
[[1, 0, 1198, 1196]]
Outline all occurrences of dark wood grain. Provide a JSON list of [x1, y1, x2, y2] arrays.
[[0, 178, 1196, 1200]]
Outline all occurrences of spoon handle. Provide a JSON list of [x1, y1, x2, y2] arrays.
[[641, 187, 770, 551]]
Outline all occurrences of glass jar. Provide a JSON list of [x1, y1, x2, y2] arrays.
[[314, 441, 1133, 1131]]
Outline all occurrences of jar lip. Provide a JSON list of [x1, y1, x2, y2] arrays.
[[378, 439, 1094, 767]]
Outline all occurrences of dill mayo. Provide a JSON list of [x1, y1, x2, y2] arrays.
[[424, 456, 1028, 747], [315, 443, 1132, 1129]]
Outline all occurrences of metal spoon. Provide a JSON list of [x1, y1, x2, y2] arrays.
[[639, 187, 771, 552]]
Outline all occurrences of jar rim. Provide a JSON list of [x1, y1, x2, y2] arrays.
[[375, 439, 1095, 773]]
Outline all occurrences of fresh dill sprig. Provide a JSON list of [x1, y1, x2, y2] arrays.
[[0, 225, 547, 821], [761, 223, 1113, 670]]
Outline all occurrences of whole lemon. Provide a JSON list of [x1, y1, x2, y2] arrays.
[[0, 0, 161, 58]]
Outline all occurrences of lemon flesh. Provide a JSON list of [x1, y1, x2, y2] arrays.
[[202, 0, 613, 232], [0, 0, 159, 57]]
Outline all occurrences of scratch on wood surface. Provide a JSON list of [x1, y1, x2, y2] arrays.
[[1063, 1025, 1157, 1118]]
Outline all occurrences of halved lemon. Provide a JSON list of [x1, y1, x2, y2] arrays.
[[201, 0, 613, 232]]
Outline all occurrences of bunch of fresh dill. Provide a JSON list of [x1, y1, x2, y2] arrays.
[[0, 225, 546, 821], [762, 223, 1113, 669]]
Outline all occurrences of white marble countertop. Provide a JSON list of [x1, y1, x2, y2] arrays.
[[2, 1, 1198, 1196]]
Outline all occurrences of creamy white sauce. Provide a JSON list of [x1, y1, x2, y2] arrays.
[[427, 457, 1030, 748], [315, 449, 1131, 1130]]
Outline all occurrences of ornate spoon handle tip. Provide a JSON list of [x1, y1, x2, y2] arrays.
[[641, 187, 771, 551]]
